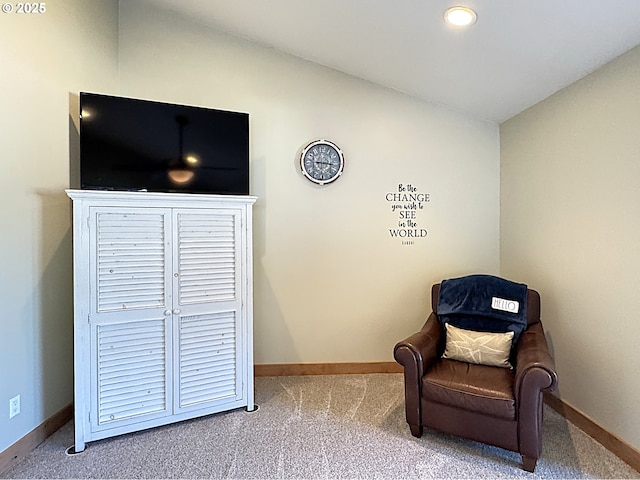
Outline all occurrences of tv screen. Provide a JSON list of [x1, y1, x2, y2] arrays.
[[79, 93, 249, 195]]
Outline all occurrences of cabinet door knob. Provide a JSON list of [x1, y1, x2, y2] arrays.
[[164, 310, 171, 316], [172, 308, 180, 315]]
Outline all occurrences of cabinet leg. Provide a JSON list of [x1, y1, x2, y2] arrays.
[[65, 444, 85, 455]]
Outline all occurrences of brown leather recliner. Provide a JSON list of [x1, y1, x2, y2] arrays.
[[394, 282, 558, 472]]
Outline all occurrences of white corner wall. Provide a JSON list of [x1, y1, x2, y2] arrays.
[[118, 2, 500, 364], [501, 45, 640, 451], [0, 0, 119, 453]]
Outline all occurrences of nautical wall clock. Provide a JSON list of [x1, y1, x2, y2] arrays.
[[300, 139, 344, 185]]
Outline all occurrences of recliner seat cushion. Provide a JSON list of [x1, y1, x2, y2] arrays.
[[422, 359, 516, 420]]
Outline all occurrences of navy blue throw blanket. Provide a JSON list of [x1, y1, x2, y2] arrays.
[[438, 274, 528, 345]]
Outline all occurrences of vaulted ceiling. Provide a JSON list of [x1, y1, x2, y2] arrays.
[[145, 0, 640, 123]]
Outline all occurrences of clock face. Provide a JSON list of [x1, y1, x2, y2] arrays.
[[300, 140, 344, 185]]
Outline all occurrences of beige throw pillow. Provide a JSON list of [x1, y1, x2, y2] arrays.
[[443, 323, 514, 368]]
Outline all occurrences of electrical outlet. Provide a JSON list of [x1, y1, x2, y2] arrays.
[[9, 395, 20, 419]]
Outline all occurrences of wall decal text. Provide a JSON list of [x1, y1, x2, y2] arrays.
[[386, 183, 430, 246]]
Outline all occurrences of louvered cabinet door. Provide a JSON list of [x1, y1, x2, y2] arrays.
[[89, 208, 173, 432], [172, 209, 245, 412]]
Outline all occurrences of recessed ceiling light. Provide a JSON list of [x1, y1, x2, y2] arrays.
[[444, 6, 477, 27]]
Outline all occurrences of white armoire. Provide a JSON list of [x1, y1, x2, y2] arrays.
[[66, 190, 257, 452]]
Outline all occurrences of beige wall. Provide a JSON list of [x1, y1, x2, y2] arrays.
[[118, 2, 500, 364], [501, 45, 640, 451], [0, 0, 119, 452]]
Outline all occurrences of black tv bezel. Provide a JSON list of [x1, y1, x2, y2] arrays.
[[79, 92, 250, 195]]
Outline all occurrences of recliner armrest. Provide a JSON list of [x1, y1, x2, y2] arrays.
[[393, 313, 442, 431], [514, 321, 558, 396], [514, 320, 558, 465], [394, 313, 442, 376]]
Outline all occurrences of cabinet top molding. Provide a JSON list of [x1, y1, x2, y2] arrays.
[[66, 189, 257, 206]]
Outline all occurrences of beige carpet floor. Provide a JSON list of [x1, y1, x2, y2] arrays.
[[2, 374, 639, 479]]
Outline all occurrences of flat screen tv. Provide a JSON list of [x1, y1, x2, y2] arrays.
[[79, 92, 249, 195]]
